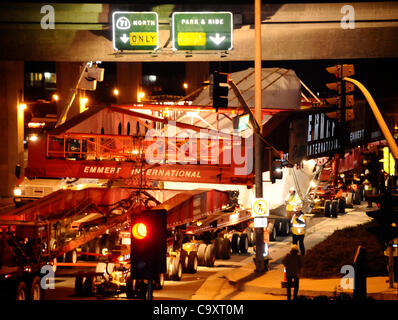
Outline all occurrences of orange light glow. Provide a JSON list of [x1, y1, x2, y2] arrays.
[[132, 222, 147, 240]]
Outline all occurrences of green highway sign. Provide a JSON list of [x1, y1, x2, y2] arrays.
[[112, 11, 159, 51], [172, 12, 233, 51]]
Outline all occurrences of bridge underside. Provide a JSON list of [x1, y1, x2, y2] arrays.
[[0, 2, 397, 62]]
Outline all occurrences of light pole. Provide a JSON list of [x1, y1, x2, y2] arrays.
[[254, 0, 265, 273]]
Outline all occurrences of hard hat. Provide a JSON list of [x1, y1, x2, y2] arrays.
[[291, 245, 299, 251], [289, 186, 295, 192]]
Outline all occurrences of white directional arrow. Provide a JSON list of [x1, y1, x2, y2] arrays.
[[209, 33, 226, 46], [120, 34, 129, 43]]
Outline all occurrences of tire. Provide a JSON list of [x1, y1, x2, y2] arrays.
[[30, 276, 44, 300], [89, 239, 100, 261], [16, 281, 28, 300], [154, 273, 165, 290], [346, 192, 353, 208], [83, 276, 95, 296], [353, 189, 361, 205], [166, 256, 172, 280], [65, 249, 77, 263], [220, 238, 231, 260], [338, 197, 346, 214], [75, 274, 85, 296], [180, 250, 189, 272], [269, 225, 277, 242], [204, 244, 216, 267], [126, 277, 136, 299], [283, 220, 291, 236], [244, 227, 254, 246], [215, 237, 223, 259], [197, 243, 207, 266], [231, 233, 240, 253], [331, 200, 338, 218], [187, 251, 198, 273], [171, 257, 183, 281], [324, 200, 331, 217], [239, 233, 249, 254], [81, 243, 90, 261]]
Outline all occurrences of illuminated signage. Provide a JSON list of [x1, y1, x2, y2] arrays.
[[112, 12, 158, 51], [307, 113, 340, 157], [172, 12, 233, 51]]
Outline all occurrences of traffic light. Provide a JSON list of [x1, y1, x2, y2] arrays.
[[211, 71, 229, 112], [264, 148, 283, 183], [271, 159, 283, 183], [325, 64, 355, 121], [130, 209, 167, 280]]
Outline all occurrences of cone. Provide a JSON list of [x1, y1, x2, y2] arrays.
[[281, 267, 287, 288]]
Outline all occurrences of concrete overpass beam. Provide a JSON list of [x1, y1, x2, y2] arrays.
[[0, 61, 24, 197]]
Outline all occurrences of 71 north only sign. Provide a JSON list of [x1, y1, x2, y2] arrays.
[[112, 11, 159, 51], [172, 12, 233, 51]]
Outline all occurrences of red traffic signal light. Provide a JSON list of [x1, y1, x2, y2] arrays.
[[132, 222, 148, 240]]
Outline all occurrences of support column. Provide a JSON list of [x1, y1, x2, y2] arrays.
[[0, 61, 24, 197], [56, 62, 83, 120], [185, 62, 209, 96], [116, 62, 142, 104]]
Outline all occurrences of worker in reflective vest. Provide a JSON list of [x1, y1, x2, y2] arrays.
[[285, 187, 302, 220], [363, 178, 373, 208], [291, 205, 306, 256]]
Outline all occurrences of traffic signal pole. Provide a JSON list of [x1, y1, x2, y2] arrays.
[[254, 0, 265, 273], [344, 77, 398, 160]]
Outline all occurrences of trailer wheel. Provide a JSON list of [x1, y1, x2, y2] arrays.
[[324, 200, 331, 217], [231, 233, 240, 254], [331, 200, 338, 218], [338, 197, 346, 214], [283, 220, 291, 236], [244, 227, 255, 246], [204, 244, 216, 267], [89, 239, 101, 261], [187, 251, 198, 273], [180, 250, 189, 272], [197, 243, 207, 266], [269, 225, 277, 242], [30, 276, 43, 300], [239, 233, 249, 254], [83, 276, 95, 296], [220, 238, 231, 260], [215, 237, 223, 259], [154, 273, 165, 290], [353, 189, 361, 205], [346, 192, 354, 208], [75, 274, 85, 296], [125, 277, 136, 299], [171, 257, 183, 281], [65, 249, 77, 264], [16, 281, 28, 300]]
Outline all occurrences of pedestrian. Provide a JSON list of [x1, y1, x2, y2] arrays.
[[282, 244, 303, 300], [285, 187, 302, 220], [291, 204, 306, 256]]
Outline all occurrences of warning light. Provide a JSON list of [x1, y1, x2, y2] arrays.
[[132, 222, 148, 240]]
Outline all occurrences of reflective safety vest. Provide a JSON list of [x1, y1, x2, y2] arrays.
[[291, 213, 306, 235], [363, 179, 373, 192], [286, 193, 302, 212]]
